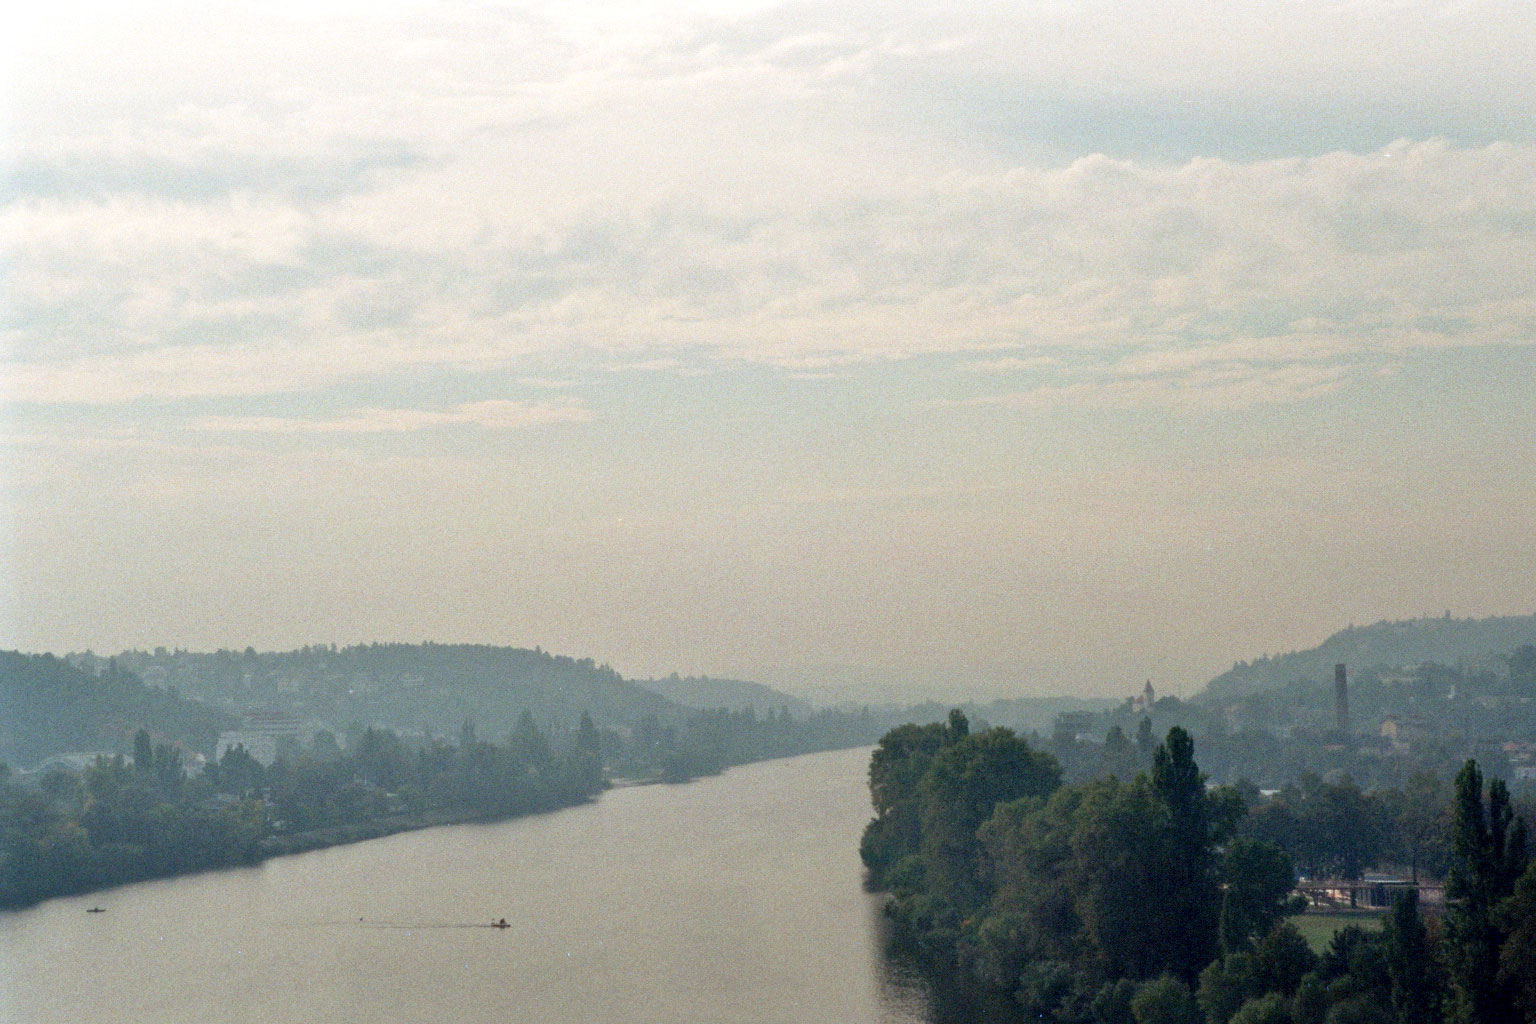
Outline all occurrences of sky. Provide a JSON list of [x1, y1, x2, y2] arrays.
[[3, 0, 1535, 700]]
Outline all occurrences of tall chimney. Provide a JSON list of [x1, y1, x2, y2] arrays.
[[1335, 663, 1350, 736]]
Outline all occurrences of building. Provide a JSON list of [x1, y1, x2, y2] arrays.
[[216, 709, 305, 766], [22, 751, 119, 777], [1380, 715, 1431, 751], [1053, 711, 1100, 743], [1132, 680, 1156, 713]]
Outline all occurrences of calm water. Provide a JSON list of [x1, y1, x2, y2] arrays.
[[0, 746, 931, 1024]]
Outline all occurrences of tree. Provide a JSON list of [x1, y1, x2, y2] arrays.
[[1136, 717, 1155, 756], [1091, 978, 1139, 1024], [1445, 760, 1530, 1024], [1381, 773, 1451, 883], [1069, 777, 1179, 979], [1131, 975, 1200, 1024], [1384, 888, 1439, 1024], [1497, 858, 1536, 1023], [869, 722, 954, 817], [310, 730, 343, 761], [1150, 727, 1220, 981], [511, 710, 551, 767], [1228, 993, 1291, 1024], [1198, 953, 1258, 1024], [1250, 921, 1316, 998], [134, 729, 154, 775], [576, 712, 600, 754], [152, 742, 184, 794], [1221, 838, 1298, 953], [917, 728, 1060, 909]]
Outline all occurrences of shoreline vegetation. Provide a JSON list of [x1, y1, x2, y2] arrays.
[[1, 643, 898, 910], [862, 712, 1536, 1024], [1, 705, 881, 910], [0, 718, 606, 911]]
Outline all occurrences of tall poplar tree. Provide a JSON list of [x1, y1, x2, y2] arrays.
[[1151, 727, 1220, 982], [1385, 888, 1439, 1024], [1445, 760, 1530, 1024]]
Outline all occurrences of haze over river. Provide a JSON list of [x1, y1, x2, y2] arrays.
[[0, 746, 931, 1023]]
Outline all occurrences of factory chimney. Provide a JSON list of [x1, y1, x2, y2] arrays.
[[1334, 663, 1350, 736]]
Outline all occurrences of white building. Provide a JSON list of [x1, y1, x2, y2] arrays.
[[216, 710, 304, 766]]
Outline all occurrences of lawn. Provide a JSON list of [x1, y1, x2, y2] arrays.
[[1292, 910, 1385, 952]]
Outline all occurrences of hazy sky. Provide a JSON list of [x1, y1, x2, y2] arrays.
[[3, 0, 1535, 699]]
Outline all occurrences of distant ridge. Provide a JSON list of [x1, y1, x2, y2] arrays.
[[634, 674, 813, 716], [1197, 612, 1536, 703], [0, 651, 234, 769], [102, 643, 679, 740]]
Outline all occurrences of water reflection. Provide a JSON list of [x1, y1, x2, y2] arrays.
[[872, 909, 938, 1023]]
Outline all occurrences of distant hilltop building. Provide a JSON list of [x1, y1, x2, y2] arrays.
[[1133, 680, 1156, 713], [216, 709, 304, 766]]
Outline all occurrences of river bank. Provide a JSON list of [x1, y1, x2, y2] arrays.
[[1, 746, 930, 1024]]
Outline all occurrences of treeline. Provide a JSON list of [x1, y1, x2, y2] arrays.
[[99, 643, 677, 747], [607, 705, 890, 782], [0, 716, 603, 909], [1047, 724, 1510, 882], [862, 714, 1536, 1023]]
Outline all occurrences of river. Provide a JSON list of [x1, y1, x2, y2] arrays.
[[0, 746, 933, 1023]]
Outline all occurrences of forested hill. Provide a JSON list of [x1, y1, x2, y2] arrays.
[[99, 643, 680, 739], [0, 652, 234, 769], [1199, 612, 1536, 702], [633, 674, 813, 716]]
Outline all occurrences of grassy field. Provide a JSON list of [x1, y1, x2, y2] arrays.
[[1292, 910, 1385, 952]]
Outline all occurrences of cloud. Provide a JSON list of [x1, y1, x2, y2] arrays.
[[965, 356, 1060, 373], [189, 399, 592, 434], [960, 363, 1363, 412], [5, 3, 1536, 413], [10, 140, 1535, 403]]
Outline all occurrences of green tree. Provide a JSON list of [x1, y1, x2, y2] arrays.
[[1445, 760, 1529, 1024], [133, 729, 154, 775], [1091, 978, 1139, 1024], [1222, 838, 1298, 952], [916, 728, 1060, 909], [1380, 774, 1451, 883], [1199, 952, 1259, 1024], [1131, 975, 1201, 1024], [1229, 993, 1291, 1024], [576, 712, 600, 753], [1496, 858, 1536, 1023], [1150, 727, 1219, 981], [1250, 922, 1316, 998], [1136, 716, 1154, 756], [511, 710, 551, 767], [1383, 889, 1439, 1024], [1068, 777, 1176, 979]]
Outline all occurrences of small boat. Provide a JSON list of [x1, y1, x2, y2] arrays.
[[492, 918, 509, 929], [86, 907, 106, 914]]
